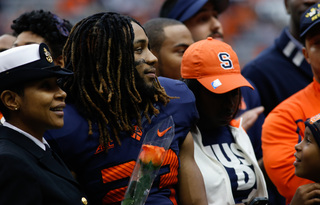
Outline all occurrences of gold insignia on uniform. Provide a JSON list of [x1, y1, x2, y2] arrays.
[[43, 47, 53, 63], [81, 197, 88, 205]]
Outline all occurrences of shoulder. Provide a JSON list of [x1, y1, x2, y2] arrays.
[[264, 94, 303, 128], [272, 84, 312, 111], [45, 104, 87, 138], [158, 77, 195, 101], [158, 77, 199, 127], [242, 42, 286, 81], [240, 80, 262, 107], [0, 138, 36, 173], [44, 104, 90, 157], [265, 83, 317, 122], [242, 44, 278, 70]]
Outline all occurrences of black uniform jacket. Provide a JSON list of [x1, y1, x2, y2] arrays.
[[0, 125, 87, 205]]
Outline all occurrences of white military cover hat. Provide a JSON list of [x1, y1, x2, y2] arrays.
[[0, 43, 72, 88]]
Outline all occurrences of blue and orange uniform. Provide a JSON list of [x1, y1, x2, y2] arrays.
[[44, 77, 198, 205]]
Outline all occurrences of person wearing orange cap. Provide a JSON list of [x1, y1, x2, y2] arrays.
[[159, 0, 266, 170], [181, 37, 268, 205]]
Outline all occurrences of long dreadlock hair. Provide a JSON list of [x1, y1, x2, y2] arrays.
[[62, 12, 171, 149]]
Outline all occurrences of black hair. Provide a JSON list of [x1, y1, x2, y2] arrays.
[[63, 12, 171, 149], [11, 10, 73, 60], [143, 17, 184, 53]]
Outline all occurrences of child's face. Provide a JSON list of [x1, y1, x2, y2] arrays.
[[294, 127, 320, 182]]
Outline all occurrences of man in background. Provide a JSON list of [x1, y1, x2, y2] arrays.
[[242, 0, 319, 116], [11, 10, 72, 66], [144, 18, 194, 80], [0, 34, 15, 52]]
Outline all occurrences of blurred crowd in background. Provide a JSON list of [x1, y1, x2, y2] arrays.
[[0, 0, 289, 67]]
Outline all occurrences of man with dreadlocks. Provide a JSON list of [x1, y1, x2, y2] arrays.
[[44, 12, 207, 205]]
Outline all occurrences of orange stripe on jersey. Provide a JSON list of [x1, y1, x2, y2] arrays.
[[101, 161, 136, 184], [102, 186, 127, 204], [159, 149, 178, 189], [168, 186, 177, 205], [131, 125, 142, 141], [159, 149, 178, 205]]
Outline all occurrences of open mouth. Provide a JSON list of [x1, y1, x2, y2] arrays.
[[50, 107, 64, 111], [293, 153, 302, 166], [50, 104, 65, 112]]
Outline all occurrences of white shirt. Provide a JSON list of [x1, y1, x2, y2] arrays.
[[3, 121, 49, 151]]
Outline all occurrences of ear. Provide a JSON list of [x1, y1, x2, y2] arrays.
[[284, 0, 290, 14], [0, 90, 21, 111], [302, 47, 311, 64], [54, 55, 64, 67]]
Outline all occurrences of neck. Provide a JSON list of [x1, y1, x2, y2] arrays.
[[7, 119, 44, 142], [289, 20, 302, 43]]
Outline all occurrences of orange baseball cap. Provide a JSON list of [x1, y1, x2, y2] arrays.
[[181, 37, 253, 94]]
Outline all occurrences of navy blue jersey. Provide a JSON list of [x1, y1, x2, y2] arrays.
[[238, 80, 265, 160], [44, 77, 198, 205], [201, 126, 258, 203]]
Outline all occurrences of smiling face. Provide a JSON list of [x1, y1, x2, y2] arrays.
[[10, 77, 67, 138], [131, 22, 158, 88], [184, 2, 223, 42], [294, 127, 320, 182]]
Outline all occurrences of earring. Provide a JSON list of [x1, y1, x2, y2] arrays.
[[14, 107, 18, 111]]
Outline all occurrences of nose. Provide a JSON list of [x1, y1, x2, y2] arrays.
[[56, 87, 67, 100], [295, 142, 302, 151], [146, 49, 158, 66], [209, 16, 223, 34]]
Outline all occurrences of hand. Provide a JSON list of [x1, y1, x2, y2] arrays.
[[291, 183, 320, 205], [237, 106, 264, 131]]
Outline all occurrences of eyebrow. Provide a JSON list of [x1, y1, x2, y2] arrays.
[[133, 39, 147, 45], [13, 42, 38, 47], [174, 43, 190, 48]]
